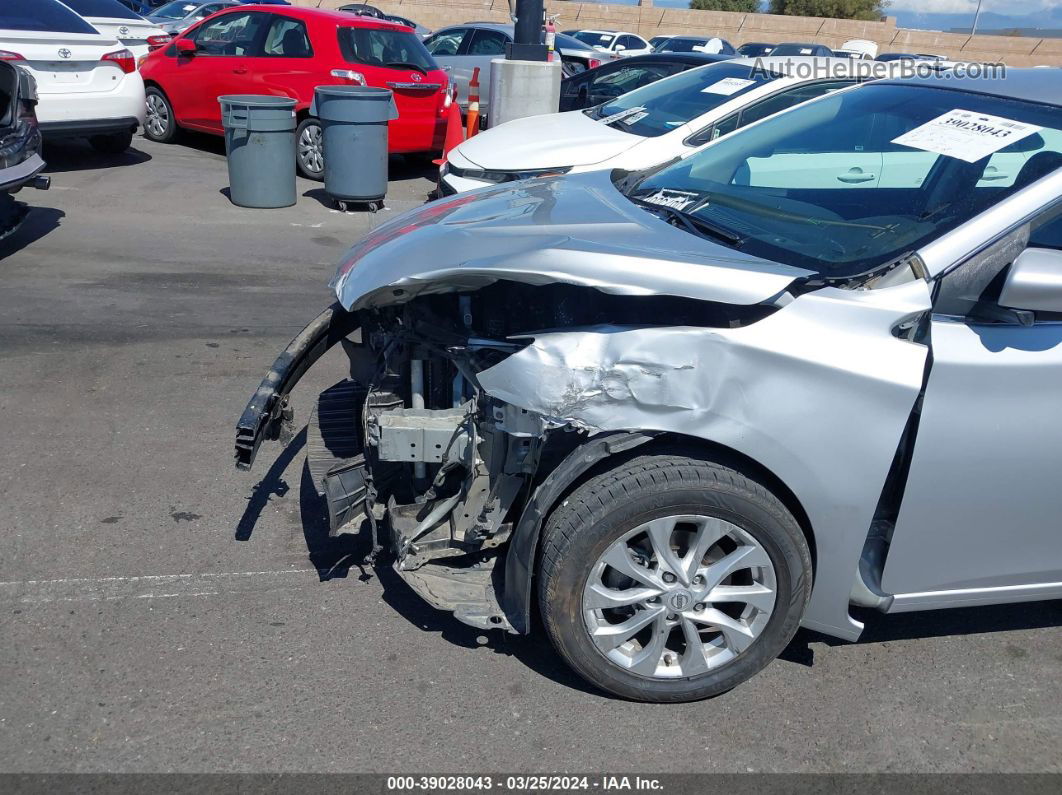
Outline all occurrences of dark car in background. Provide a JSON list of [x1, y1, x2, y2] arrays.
[[559, 51, 734, 112], [769, 42, 834, 57], [737, 41, 774, 57], [0, 62, 49, 242], [337, 3, 431, 38], [653, 36, 736, 55]]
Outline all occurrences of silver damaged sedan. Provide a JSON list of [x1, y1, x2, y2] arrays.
[[236, 70, 1062, 702]]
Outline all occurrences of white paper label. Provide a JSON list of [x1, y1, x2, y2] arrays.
[[891, 109, 1042, 164], [641, 189, 700, 211], [701, 77, 756, 96], [799, 48, 812, 55], [623, 111, 648, 124], [598, 106, 646, 126]]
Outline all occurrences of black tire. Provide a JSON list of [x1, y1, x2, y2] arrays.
[[295, 117, 324, 181], [538, 453, 812, 703], [143, 86, 179, 143], [89, 130, 134, 154]]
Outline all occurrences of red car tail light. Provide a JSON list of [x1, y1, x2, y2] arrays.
[[0, 50, 25, 61], [588, 58, 602, 69], [146, 34, 172, 50], [101, 48, 135, 74], [330, 69, 366, 85]]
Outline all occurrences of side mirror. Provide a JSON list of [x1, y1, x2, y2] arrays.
[[175, 38, 197, 55], [999, 247, 1062, 314], [614, 44, 626, 52]]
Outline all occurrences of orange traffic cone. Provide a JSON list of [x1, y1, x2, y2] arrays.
[[466, 67, 481, 139], [433, 90, 465, 166]]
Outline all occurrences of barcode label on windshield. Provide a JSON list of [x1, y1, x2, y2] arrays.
[[598, 106, 646, 125], [891, 109, 1042, 163], [701, 78, 756, 96], [641, 189, 699, 210]]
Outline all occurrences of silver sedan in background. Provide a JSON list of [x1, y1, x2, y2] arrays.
[[237, 70, 1062, 702], [145, 0, 239, 35]]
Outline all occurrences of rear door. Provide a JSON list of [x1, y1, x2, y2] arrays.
[[459, 27, 509, 112], [423, 26, 472, 107], [731, 83, 882, 189]]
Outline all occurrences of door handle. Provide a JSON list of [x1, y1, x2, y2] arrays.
[[232, 66, 247, 74], [837, 169, 875, 183]]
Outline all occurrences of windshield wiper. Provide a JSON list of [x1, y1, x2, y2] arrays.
[[386, 62, 427, 75], [631, 197, 744, 246]]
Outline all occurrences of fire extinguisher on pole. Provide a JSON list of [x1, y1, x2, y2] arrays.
[[544, 14, 557, 63]]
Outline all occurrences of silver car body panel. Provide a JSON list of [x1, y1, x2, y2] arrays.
[[881, 316, 1062, 597], [476, 280, 932, 640], [332, 173, 812, 311]]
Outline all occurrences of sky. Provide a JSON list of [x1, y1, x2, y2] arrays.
[[593, 0, 1062, 31]]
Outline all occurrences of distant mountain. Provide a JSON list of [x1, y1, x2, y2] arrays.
[[862, 8, 1062, 34], [576, 1, 1062, 35]]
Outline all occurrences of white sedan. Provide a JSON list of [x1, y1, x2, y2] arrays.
[[569, 29, 652, 59], [441, 57, 887, 195], [1, 0, 146, 153], [60, 0, 172, 60]]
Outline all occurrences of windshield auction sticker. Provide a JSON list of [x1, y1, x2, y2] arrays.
[[891, 109, 1042, 163], [701, 77, 757, 96], [640, 189, 701, 210], [598, 106, 647, 126]]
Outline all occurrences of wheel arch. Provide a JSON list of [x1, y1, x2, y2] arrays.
[[500, 429, 816, 634]]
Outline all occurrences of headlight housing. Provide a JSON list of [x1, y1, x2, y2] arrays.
[[445, 164, 573, 184]]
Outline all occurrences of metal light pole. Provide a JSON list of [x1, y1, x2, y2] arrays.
[[971, 0, 984, 35], [509, 0, 548, 61]]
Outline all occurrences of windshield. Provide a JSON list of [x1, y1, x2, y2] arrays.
[[555, 33, 590, 51], [152, 1, 201, 19], [585, 62, 775, 137], [626, 82, 1062, 280], [572, 31, 615, 48], [337, 26, 437, 73], [2, 0, 100, 33], [62, 0, 143, 20], [771, 44, 824, 56]]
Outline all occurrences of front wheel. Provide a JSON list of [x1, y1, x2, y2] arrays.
[[296, 117, 324, 181], [537, 453, 812, 702]]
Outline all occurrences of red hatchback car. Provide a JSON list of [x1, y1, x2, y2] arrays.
[[139, 5, 449, 178]]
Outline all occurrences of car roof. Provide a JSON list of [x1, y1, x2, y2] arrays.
[[728, 55, 870, 77], [238, 3, 409, 27], [579, 52, 733, 68], [878, 68, 1062, 107]]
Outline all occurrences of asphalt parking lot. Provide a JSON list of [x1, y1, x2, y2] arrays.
[[0, 132, 1059, 774]]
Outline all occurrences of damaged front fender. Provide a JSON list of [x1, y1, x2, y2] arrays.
[[480, 280, 933, 641]]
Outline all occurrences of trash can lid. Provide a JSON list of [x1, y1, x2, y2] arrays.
[[313, 85, 393, 101], [218, 94, 297, 109]]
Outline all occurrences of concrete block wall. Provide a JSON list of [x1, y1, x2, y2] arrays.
[[299, 0, 1062, 66]]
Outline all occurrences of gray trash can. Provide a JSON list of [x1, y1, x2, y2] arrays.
[[312, 85, 399, 210], [218, 95, 297, 209]]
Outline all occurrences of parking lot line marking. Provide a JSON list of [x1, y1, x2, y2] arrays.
[[0, 569, 321, 604]]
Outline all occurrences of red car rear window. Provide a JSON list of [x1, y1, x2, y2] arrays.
[[337, 26, 438, 74]]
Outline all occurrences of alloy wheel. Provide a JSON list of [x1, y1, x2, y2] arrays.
[[297, 122, 324, 176], [146, 93, 170, 139], [582, 514, 777, 679]]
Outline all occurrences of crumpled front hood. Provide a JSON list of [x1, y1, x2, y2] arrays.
[[331, 171, 813, 311], [454, 111, 645, 170]]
